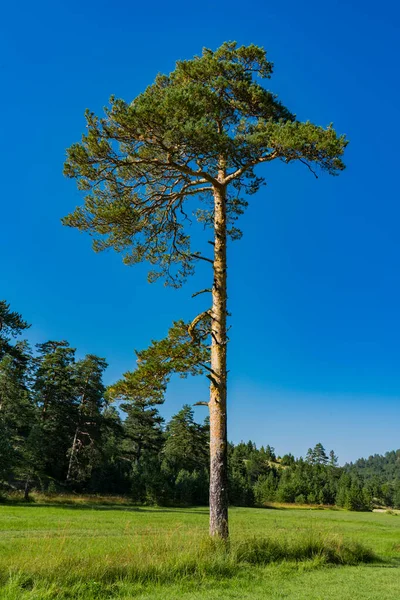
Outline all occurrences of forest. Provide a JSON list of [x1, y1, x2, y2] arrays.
[[2, 298, 399, 510]]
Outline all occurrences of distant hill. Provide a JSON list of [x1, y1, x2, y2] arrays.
[[345, 450, 400, 482]]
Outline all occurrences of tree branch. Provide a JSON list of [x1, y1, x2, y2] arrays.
[[199, 362, 216, 374], [192, 288, 212, 298], [298, 158, 319, 178], [190, 253, 214, 264], [188, 310, 211, 343], [223, 151, 279, 184]]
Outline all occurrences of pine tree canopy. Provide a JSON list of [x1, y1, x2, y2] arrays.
[[63, 41, 347, 287]]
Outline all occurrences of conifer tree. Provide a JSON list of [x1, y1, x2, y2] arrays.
[[109, 365, 165, 466], [0, 300, 30, 362], [163, 405, 209, 475], [329, 449, 338, 466], [63, 42, 347, 537], [0, 303, 33, 493], [313, 443, 329, 465], [34, 341, 77, 482], [66, 355, 108, 484], [306, 448, 315, 465]]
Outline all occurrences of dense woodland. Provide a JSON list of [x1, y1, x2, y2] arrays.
[[1, 299, 399, 510]]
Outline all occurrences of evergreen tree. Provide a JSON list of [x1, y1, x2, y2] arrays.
[[63, 42, 347, 538], [313, 443, 329, 465], [66, 355, 108, 485], [34, 341, 77, 482], [0, 351, 35, 486], [253, 471, 278, 505], [109, 367, 165, 467], [108, 363, 166, 501], [0, 300, 30, 362], [227, 442, 257, 506], [163, 405, 208, 475], [264, 445, 276, 461], [393, 480, 400, 509], [122, 401, 164, 465], [329, 449, 338, 466], [305, 448, 315, 465], [90, 406, 129, 494], [280, 453, 295, 466], [162, 405, 209, 505], [346, 477, 372, 511], [0, 419, 14, 482]]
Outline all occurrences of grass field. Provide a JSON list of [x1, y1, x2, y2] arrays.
[[0, 498, 399, 599]]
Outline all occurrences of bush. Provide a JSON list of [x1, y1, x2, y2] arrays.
[[228, 473, 254, 507], [175, 469, 208, 505], [295, 494, 306, 504], [254, 474, 276, 505]]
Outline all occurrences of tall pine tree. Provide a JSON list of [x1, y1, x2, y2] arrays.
[[63, 42, 347, 537]]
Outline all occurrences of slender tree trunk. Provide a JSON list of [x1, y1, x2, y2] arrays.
[[66, 378, 89, 482], [66, 426, 79, 482], [209, 181, 229, 539], [24, 476, 30, 502]]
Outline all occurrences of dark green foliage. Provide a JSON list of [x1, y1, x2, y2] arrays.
[[109, 319, 211, 403], [0, 302, 35, 491], [0, 300, 395, 511], [66, 355, 108, 485], [121, 401, 164, 465], [89, 406, 129, 494], [163, 405, 209, 473], [174, 469, 209, 505], [162, 405, 209, 505], [33, 341, 78, 482], [280, 453, 295, 466], [63, 42, 347, 287], [336, 473, 372, 511], [108, 355, 166, 502], [306, 443, 329, 465], [346, 450, 400, 481], [0, 419, 14, 481], [313, 443, 329, 465], [0, 300, 30, 361], [329, 449, 339, 466], [346, 450, 400, 508]]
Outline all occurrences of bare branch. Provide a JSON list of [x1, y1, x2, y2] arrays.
[[298, 158, 319, 178], [199, 362, 217, 374], [192, 288, 212, 298], [194, 401, 209, 407], [190, 253, 214, 264], [206, 373, 219, 388]]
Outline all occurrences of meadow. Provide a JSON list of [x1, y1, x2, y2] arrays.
[[0, 497, 399, 599]]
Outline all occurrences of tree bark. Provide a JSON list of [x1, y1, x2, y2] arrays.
[[209, 182, 229, 539], [24, 477, 30, 502], [66, 377, 90, 483], [66, 426, 79, 482]]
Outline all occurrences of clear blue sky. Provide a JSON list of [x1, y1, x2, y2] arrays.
[[1, 0, 399, 463]]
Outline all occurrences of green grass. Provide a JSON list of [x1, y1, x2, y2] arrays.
[[0, 498, 399, 599]]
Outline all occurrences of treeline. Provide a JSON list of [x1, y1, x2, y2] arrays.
[[1, 300, 399, 510], [345, 450, 400, 508]]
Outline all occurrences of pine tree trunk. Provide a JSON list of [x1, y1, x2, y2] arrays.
[[66, 381, 89, 483], [24, 477, 30, 502], [66, 426, 79, 482], [209, 182, 229, 539]]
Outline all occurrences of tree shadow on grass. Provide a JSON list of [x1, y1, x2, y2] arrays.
[[1, 501, 209, 515]]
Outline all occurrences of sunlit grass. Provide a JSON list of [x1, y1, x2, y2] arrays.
[[0, 500, 398, 599]]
